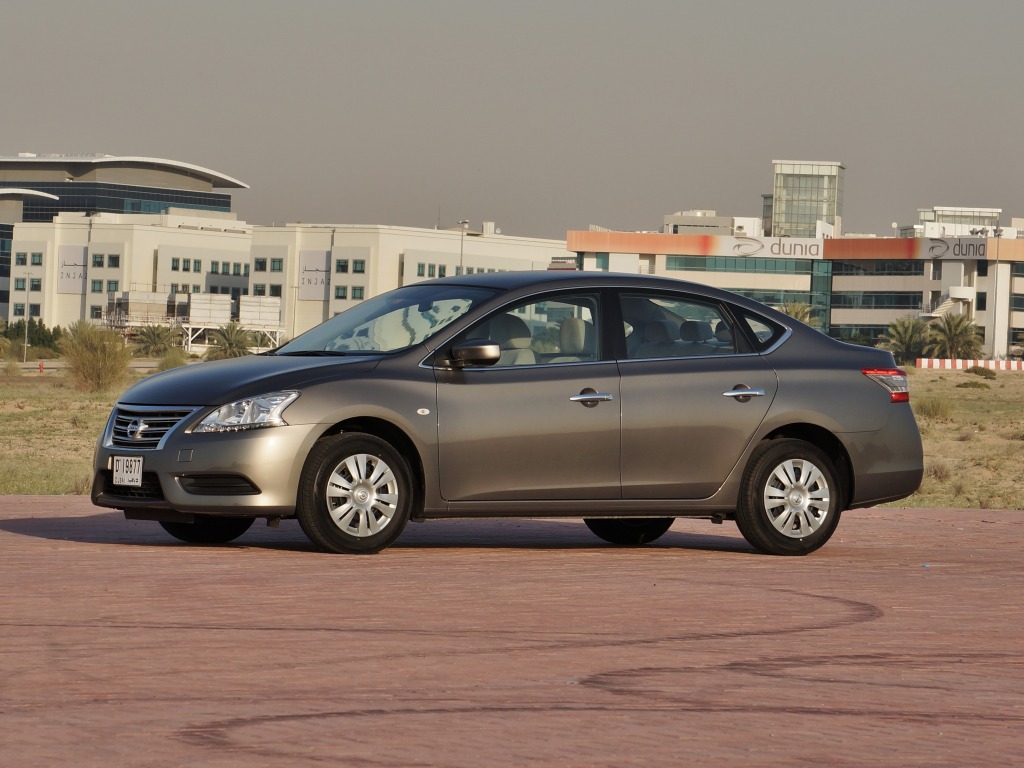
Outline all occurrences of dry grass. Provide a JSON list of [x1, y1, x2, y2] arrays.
[[1, 365, 1023, 508]]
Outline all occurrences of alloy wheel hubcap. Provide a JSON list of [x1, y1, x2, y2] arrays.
[[324, 453, 399, 538], [763, 458, 830, 538]]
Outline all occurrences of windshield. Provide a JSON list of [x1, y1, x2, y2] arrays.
[[276, 284, 499, 355]]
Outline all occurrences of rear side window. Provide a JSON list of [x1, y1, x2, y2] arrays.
[[736, 309, 787, 352]]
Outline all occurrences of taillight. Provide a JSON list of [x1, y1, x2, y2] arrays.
[[863, 368, 910, 403]]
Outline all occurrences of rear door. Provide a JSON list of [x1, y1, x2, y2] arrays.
[[618, 291, 778, 499]]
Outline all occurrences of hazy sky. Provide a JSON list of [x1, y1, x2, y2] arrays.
[[4, 0, 1023, 239]]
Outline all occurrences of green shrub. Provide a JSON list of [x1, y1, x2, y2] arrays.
[[155, 347, 189, 372], [956, 380, 990, 389], [966, 366, 996, 380], [914, 395, 953, 420], [59, 321, 132, 392]]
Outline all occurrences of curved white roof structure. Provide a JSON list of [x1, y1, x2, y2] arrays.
[[0, 153, 249, 189], [0, 187, 61, 201]]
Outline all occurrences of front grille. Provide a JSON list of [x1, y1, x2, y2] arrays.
[[111, 406, 197, 449], [101, 470, 165, 500]]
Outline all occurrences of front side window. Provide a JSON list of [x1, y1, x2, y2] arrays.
[[620, 292, 738, 360], [277, 284, 497, 355], [455, 292, 602, 367]]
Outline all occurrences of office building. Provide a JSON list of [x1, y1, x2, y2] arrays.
[[763, 160, 844, 238]]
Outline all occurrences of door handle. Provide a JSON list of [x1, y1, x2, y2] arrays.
[[570, 390, 614, 408], [722, 387, 765, 403]]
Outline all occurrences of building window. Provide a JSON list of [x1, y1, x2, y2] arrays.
[[180, 285, 189, 294], [30, 253, 42, 266], [14, 277, 25, 291], [439, 265, 447, 278], [15, 252, 27, 266], [221, 263, 230, 275], [352, 287, 364, 300], [253, 284, 266, 296], [182, 259, 191, 272], [171, 258, 180, 271], [29, 278, 41, 292], [233, 263, 241, 276], [193, 259, 201, 272], [270, 258, 283, 272], [171, 284, 179, 294], [244, 264, 249, 276], [978, 261, 989, 277], [193, 285, 201, 294], [107, 280, 119, 293], [269, 284, 282, 297], [428, 264, 436, 278], [29, 304, 40, 317], [336, 259, 349, 273], [13, 303, 25, 317], [108, 255, 120, 268], [91, 280, 103, 293], [417, 263, 425, 277], [92, 254, 104, 268], [455, 266, 463, 276], [211, 261, 219, 273], [254, 258, 267, 272], [90, 306, 103, 319], [977, 292, 987, 311], [334, 285, 348, 300], [353, 259, 366, 274], [932, 262, 942, 281]]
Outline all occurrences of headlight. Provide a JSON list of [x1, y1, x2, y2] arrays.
[[193, 391, 300, 433]]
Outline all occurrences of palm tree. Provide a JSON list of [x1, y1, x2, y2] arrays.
[[133, 324, 180, 357], [924, 313, 982, 360], [778, 302, 820, 328], [879, 316, 929, 365], [205, 323, 254, 361]]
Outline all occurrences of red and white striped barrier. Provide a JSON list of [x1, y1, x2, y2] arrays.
[[916, 358, 1024, 371]]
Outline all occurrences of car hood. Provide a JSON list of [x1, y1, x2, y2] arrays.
[[118, 354, 382, 406]]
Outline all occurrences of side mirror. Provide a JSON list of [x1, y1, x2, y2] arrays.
[[450, 339, 501, 368]]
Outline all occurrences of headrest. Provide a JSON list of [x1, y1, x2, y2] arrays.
[[714, 321, 732, 343], [490, 314, 532, 350], [560, 317, 587, 354], [644, 321, 674, 343], [680, 320, 713, 342]]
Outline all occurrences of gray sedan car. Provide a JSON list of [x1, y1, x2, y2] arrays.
[[92, 271, 922, 555]]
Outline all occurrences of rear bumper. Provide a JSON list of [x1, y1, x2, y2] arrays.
[[844, 404, 923, 507]]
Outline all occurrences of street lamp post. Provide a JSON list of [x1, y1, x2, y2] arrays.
[[458, 220, 469, 273], [22, 273, 29, 364]]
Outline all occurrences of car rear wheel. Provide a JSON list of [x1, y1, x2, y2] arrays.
[[159, 516, 254, 544], [298, 433, 414, 554], [584, 517, 674, 546], [736, 439, 842, 555]]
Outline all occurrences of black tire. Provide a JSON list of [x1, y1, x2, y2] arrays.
[[584, 517, 675, 546], [736, 439, 842, 556], [159, 516, 254, 544], [297, 433, 414, 554]]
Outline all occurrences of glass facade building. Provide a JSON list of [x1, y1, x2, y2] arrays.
[[768, 160, 844, 238], [12, 181, 231, 220]]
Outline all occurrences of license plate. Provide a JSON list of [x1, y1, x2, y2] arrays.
[[112, 456, 144, 487]]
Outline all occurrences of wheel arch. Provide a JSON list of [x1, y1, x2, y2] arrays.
[[760, 424, 854, 509], [317, 417, 427, 515]]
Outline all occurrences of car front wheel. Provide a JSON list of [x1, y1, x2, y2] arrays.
[[159, 516, 254, 544], [736, 439, 842, 556], [297, 433, 414, 554], [584, 517, 675, 546]]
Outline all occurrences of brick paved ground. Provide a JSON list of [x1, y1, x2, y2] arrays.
[[0, 497, 1021, 766]]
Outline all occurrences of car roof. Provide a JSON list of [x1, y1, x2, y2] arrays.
[[424, 270, 783, 317]]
